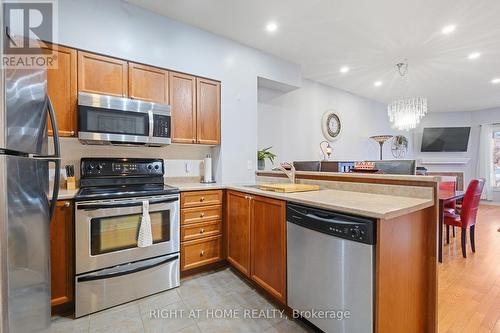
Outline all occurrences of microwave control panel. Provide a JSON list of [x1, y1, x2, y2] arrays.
[[153, 115, 170, 138]]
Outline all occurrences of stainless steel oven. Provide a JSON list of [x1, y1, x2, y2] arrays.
[[74, 158, 180, 317], [75, 194, 179, 275], [78, 92, 171, 146]]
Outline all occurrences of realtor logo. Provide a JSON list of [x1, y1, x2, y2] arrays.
[[2, 0, 58, 68]]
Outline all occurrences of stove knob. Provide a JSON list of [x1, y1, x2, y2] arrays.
[[87, 164, 94, 171], [154, 164, 160, 170], [96, 164, 102, 171], [147, 165, 153, 170], [351, 229, 361, 238]]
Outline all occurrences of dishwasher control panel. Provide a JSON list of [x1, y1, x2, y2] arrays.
[[286, 203, 376, 245]]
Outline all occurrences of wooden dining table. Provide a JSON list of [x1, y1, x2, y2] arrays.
[[438, 189, 465, 263]]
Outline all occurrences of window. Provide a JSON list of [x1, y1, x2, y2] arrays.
[[494, 130, 500, 187]]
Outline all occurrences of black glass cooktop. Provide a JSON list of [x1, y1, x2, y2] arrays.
[[75, 184, 179, 201]]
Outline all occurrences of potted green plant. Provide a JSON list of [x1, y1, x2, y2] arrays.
[[257, 146, 276, 170]]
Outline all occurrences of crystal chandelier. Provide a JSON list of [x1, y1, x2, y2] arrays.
[[387, 61, 427, 131]]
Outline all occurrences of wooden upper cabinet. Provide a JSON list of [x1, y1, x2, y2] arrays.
[[250, 195, 287, 304], [128, 63, 169, 103], [78, 51, 128, 97], [196, 78, 221, 144], [45, 44, 77, 137], [50, 200, 74, 311], [226, 191, 251, 277], [170, 72, 196, 143]]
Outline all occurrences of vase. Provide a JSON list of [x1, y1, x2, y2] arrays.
[[257, 159, 265, 171]]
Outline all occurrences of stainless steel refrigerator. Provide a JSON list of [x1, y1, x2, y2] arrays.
[[0, 31, 61, 332]]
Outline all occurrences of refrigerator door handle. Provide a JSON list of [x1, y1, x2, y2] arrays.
[[33, 97, 61, 220], [47, 97, 61, 220]]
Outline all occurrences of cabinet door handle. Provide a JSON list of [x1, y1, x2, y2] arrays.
[[70, 131, 75, 136], [200, 250, 205, 257], [64, 201, 71, 207], [200, 228, 205, 234]]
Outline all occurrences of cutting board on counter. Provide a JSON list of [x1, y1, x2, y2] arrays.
[[257, 183, 320, 193]]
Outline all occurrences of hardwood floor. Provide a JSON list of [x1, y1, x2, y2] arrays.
[[439, 204, 500, 333]]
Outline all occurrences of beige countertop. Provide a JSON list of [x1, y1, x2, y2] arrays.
[[50, 181, 434, 219], [226, 185, 433, 219], [53, 188, 79, 200]]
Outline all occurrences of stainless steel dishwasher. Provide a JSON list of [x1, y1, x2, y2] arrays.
[[287, 203, 376, 333]]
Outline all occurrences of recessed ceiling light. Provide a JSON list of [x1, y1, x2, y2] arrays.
[[265, 22, 278, 33], [491, 78, 500, 84], [442, 25, 456, 35], [374, 81, 383, 87], [468, 52, 481, 60], [339, 66, 350, 73]]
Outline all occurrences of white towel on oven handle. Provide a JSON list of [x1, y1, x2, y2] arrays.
[[138, 200, 153, 247]]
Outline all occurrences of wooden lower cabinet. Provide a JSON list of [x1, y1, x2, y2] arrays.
[[181, 220, 221, 242], [226, 191, 251, 276], [180, 190, 223, 273], [226, 191, 287, 304], [250, 195, 286, 303], [181, 235, 222, 271], [181, 190, 223, 208], [50, 200, 74, 312]]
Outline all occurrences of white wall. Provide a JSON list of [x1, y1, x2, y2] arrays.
[[413, 108, 500, 199], [258, 79, 412, 167], [57, 0, 301, 182]]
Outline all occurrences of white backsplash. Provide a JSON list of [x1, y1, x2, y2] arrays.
[[49, 138, 212, 184]]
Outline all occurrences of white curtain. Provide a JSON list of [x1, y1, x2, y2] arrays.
[[476, 124, 495, 200]]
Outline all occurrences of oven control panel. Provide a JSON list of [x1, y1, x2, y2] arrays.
[[81, 158, 164, 177]]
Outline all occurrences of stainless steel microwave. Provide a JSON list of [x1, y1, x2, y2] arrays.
[[77, 92, 171, 146]]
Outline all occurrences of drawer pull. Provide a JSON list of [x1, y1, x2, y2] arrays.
[[200, 228, 205, 234], [200, 250, 205, 257], [200, 212, 205, 218], [200, 197, 205, 202]]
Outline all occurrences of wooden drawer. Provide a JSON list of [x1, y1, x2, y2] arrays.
[[181, 205, 221, 225], [181, 235, 222, 271], [181, 220, 221, 242], [181, 190, 222, 208]]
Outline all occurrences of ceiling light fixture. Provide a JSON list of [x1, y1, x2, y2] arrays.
[[442, 25, 456, 35], [374, 81, 383, 87], [339, 66, 350, 74], [265, 22, 278, 33], [468, 52, 481, 60], [387, 60, 427, 131], [492, 78, 500, 84]]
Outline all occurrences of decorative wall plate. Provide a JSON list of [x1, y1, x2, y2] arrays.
[[321, 110, 342, 141]]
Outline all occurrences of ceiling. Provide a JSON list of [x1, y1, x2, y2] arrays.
[[129, 0, 500, 112]]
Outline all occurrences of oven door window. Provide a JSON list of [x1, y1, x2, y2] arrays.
[[90, 211, 170, 255], [79, 106, 149, 136]]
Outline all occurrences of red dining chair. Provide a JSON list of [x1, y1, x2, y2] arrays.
[[440, 179, 458, 238], [444, 179, 485, 258]]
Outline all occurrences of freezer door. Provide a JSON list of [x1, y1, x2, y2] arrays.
[[0, 28, 48, 155], [3, 66, 48, 155], [0, 155, 51, 333]]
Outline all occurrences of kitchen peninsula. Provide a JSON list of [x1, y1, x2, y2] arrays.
[[160, 171, 439, 333]]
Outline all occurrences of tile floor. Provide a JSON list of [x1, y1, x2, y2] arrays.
[[51, 268, 316, 333]]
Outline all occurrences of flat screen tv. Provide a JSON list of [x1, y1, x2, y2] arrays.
[[421, 127, 471, 152]]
